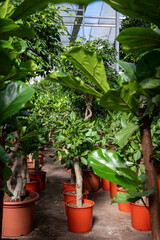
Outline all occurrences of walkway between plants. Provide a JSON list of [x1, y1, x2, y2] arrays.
[[3, 147, 152, 240]]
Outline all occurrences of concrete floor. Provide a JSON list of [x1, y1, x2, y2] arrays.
[[3, 148, 152, 240]]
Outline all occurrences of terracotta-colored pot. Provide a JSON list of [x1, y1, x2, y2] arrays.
[[63, 190, 88, 215], [26, 180, 40, 193], [63, 190, 88, 203], [102, 178, 110, 191], [82, 169, 100, 192], [66, 168, 71, 173], [109, 182, 117, 199], [117, 187, 131, 213], [66, 199, 94, 233], [2, 190, 39, 237], [29, 171, 46, 191], [62, 180, 75, 192], [131, 203, 151, 231]]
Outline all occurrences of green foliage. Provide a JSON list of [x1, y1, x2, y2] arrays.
[[13, 2, 69, 76]]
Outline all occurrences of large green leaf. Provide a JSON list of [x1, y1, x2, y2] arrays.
[[20, 130, 41, 141], [88, 149, 142, 191], [116, 28, 160, 54], [102, 0, 160, 29], [0, 145, 11, 163], [111, 191, 139, 204], [0, 0, 14, 18], [100, 81, 139, 116], [0, 81, 35, 123], [115, 123, 139, 148], [0, 40, 13, 50], [136, 51, 160, 81], [45, 72, 102, 98], [66, 46, 110, 93], [117, 60, 136, 84]]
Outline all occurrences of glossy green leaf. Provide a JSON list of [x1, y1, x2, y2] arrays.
[[116, 28, 160, 54], [88, 149, 141, 191], [117, 60, 136, 84], [0, 40, 13, 50], [4, 165, 12, 182], [66, 46, 110, 93], [133, 150, 141, 161], [131, 141, 139, 150], [70, 111, 76, 121], [81, 157, 88, 165], [0, 51, 12, 75], [102, 0, 160, 29], [0, 0, 14, 18], [20, 59, 38, 72], [0, 145, 11, 163], [127, 188, 156, 198], [100, 81, 139, 116], [0, 81, 35, 123], [136, 51, 160, 81], [0, 18, 18, 34], [45, 72, 102, 98], [115, 123, 139, 148], [111, 191, 139, 204]]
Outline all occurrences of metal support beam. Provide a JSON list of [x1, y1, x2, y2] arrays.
[[70, 5, 87, 42], [115, 11, 119, 73]]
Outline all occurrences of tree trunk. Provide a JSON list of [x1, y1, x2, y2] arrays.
[[140, 113, 160, 240], [73, 158, 82, 208], [70, 166, 76, 184]]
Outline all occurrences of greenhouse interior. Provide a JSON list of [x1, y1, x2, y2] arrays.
[[0, 1, 159, 240]]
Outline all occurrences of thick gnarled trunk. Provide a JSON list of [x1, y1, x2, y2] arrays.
[[140, 114, 160, 240]]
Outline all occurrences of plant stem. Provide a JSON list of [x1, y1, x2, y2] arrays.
[[73, 158, 82, 208]]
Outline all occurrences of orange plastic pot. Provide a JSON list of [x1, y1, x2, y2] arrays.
[[2, 190, 39, 237], [66, 199, 94, 233], [131, 203, 151, 231], [29, 171, 46, 191], [109, 182, 117, 199], [82, 169, 100, 192], [63, 190, 88, 215], [62, 180, 75, 192], [117, 187, 131, 213], [102, 178, 110, 191], [26, 180, 40, 193]]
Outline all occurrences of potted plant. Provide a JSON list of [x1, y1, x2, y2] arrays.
[[54, 111, 96, 233]]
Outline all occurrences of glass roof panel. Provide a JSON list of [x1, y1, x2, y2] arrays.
[[55, 1, 125, 46]]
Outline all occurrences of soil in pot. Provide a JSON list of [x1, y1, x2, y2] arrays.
[[131, 202, 151, 231], [117, 187, 131, 213], [66, 199, 94, 233], [82, 169, 100, 192], [2, 190, 39, 237], [102, 178, 110, 191], [29, 171, 46, 191], [63, 190, 88, 215], [62, 180, 75, 192]]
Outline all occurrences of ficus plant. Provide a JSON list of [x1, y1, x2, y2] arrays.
[[45, 1, 160, 237], [54, 111, 100, 207]]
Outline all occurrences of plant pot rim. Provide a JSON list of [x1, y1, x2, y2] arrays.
[[62, 180, 75, 185], [63, 190, 89, 196], [29, 170, 46, 175], [3, 190, 39, 206], [131, 202, 149, 208], [66, 199, 94, 209]]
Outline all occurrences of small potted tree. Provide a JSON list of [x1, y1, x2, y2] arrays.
[[55, 111, 96, 232]]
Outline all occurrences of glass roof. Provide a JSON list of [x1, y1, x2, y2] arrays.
[[55, 1, 125, 46]]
